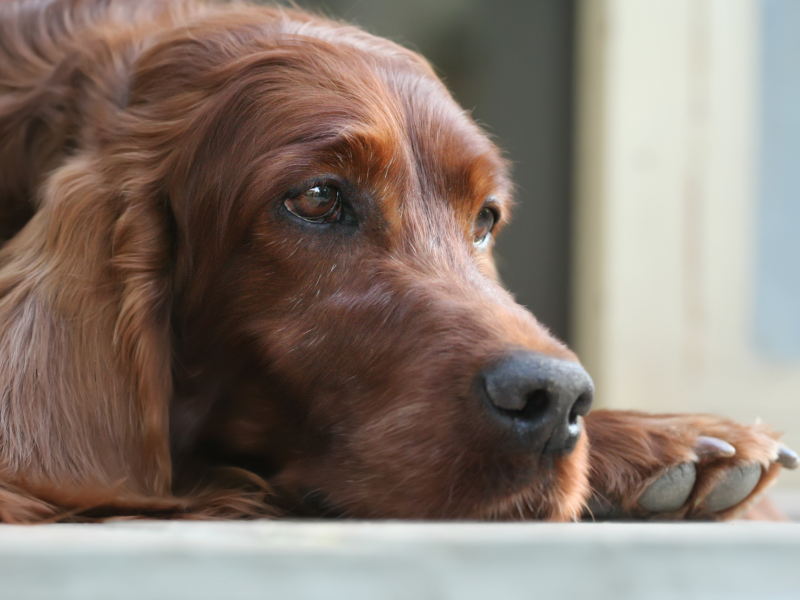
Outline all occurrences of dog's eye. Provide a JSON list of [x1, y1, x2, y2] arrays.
[[285, 185, 342, 223], [474, 206, 498, 249]]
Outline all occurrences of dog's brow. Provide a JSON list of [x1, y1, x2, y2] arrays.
[[316, 128, 413, 189], [321, 129, 511, 222]]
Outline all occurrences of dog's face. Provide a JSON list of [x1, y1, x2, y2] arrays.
[[113, 10, 592, 519]]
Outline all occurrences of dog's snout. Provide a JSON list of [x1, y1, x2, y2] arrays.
[[480, 352, 594, 454]]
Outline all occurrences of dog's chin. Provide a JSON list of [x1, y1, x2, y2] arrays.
[[274, 467, 586, 521], [476, 470, 585, 522], [462, 431, 592, 522], [480, 487, 573, 522], [260, 426, 591, 520], [275, 486, 576, 521]]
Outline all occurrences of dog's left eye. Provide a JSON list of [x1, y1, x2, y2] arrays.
[[285, 185, 342, 223], [474, 206, 498, 249]]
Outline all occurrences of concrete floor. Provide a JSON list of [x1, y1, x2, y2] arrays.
[[0, 520, 798, 600]]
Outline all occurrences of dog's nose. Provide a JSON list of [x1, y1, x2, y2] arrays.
[[479, 352, 594, 454]]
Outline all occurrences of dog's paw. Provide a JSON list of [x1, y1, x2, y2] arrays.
[[633, 438, 796, 518], [583, 411, 797, 521]]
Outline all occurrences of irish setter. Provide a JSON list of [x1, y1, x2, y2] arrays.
[[0, 0, 795, 523]]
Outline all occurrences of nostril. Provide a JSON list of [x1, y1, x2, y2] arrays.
[[569, 392, 593, 426], [491, 388, 552, 423], [566, 391, 593, 440], [523, 389, 550, 422]]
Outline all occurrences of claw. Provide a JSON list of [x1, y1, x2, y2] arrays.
[[777, 445, 799, 470], [694, 436, 736, 460]]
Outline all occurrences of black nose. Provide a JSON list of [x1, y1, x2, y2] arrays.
[[479, 352, 594, 454]]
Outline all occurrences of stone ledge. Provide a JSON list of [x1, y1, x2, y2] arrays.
[[0, 521, 798, 600]]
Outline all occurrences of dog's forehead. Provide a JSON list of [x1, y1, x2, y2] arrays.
[[271, 16, 513, 212], [393, 71, 512, 211], [332, 67, 511, 229], [324, 79, 510, 206]]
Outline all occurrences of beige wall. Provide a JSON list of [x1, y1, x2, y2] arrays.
[[572, 0, 800, 488]]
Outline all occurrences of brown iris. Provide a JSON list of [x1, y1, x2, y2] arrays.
[[284, 185, 342, 223], [474, 206, 497, 247]]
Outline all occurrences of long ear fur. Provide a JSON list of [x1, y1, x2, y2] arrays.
[[0, 0, 185, 521], [0, 0, 202, 241], [0, 155, 175, 520]]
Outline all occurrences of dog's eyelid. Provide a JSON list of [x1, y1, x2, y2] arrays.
[[285, 176, 337, 198], [474, 232, 492, 251], [482, 197, 502, 220]]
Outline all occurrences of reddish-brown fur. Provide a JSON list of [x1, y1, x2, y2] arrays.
[[0, 0, 785, 523]]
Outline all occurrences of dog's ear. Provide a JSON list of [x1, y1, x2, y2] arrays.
[[0, 52, 131, 237], [0, 56, 79, 240], [0, 149, 175, 506], [0, 4, 179, 506], [111, 181, 177, 494]]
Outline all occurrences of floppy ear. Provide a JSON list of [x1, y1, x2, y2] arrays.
[[0, 33, 129, 242], [111, 177, 177, 493], [0, 56, 76, 241], [0, 1, 182, 515], [0, 153, 175, 516]]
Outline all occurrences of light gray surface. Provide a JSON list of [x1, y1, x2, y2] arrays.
[[0, 520, 798, 600]]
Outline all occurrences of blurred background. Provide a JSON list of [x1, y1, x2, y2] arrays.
[[288, 0, 800, 493]]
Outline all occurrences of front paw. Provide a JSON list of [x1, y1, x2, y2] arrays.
[[583, 411, 797, 521]]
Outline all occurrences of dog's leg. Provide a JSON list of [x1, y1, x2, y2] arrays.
[[582, 410, 797, 520]]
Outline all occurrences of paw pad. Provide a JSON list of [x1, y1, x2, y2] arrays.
[[637, 462, 695, 512], [703, 463, 762, 512]]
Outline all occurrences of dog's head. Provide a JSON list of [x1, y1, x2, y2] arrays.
[[20, 4, 593, 519]]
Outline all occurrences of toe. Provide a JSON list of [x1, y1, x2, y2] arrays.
[[704, 463, 762, 512], [638, 463, 696, 512]]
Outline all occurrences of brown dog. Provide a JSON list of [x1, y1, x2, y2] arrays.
[[0, 0, 795, 523]]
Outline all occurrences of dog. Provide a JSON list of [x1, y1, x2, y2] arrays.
[[0, 0, 795, 523]]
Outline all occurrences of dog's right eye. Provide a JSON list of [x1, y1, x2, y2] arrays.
[[284, 185, 342, 223]]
